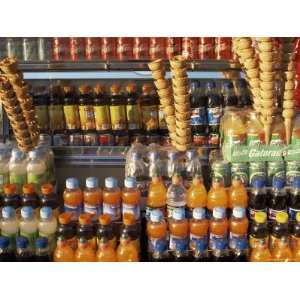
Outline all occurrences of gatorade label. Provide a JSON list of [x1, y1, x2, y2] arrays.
[[247, 133, 264, 146], [270, 133, 285, 146], [189, 234, 208, 251], [64, 204, 82, 221], [148, 237, 168, 253], [169, 235, 188, 251], [224, 134, 246, 147], [84, 203, 102, 220], [186, 207, 207, 219], [268, 208, 287, 221], [289, 207, 300, 221], [103, 203, 121, 221], [207, 107, 222, 125], [229, 233, 247, 250], [145, 206, 165, 221], [191, 107, 206, 125], [248, 207, 267, 221], [209, 233, 227, 250], [122, 203, 140, 220]]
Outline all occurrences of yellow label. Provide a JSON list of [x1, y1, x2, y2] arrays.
[[110, 105, 126, 130], [79, 105, 95, 130], [35, 106, 49, 130], [63, 105, 80, 130], [126, 104, 141, 130], [142, 105, 159, 131], [94, 105, 111, 131], [49, 105, 65, 130]]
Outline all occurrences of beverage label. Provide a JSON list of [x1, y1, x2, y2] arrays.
[[270, 133, 285, 146], [122, 203, 140, 220], [169, 235, 188, 251], [209, 233, 227, 250], [49, 105, 65, 130], [291, 131, 300, 145], [103, 203, 121, 221], [229, 233, 247, 250], [248, 207, 267, 221], [126, 104, 141, 130], [247, 133, 264, 146], [84, 203, 102, 220], [20, 230, 38, 249], [148, 237, 168, 253], [142, 105, 159, 131], [208, 133, 220, 146], [231, 163, 249, 186], [191, 107, 206, 125], [39, 232, 56, 251], [207, 107, 222, 125], [79, 105, 96, 130], [94, 105, 111, 130], [224, 134, 246, 147], [286, 161, 300, 186], [267, 162, 286, 186], [249, 235, 269, 249], [249, 162, 267, 185], [110, 105, 126, 130], [288, 207, 300, 221], [64, 203, 82, 221], [145, 206, 165, 221], [268, 208, 287, 221], [2, 232, 16, 251], [189, 233, 208, 251], [63, 105, 80, 130], [193, 134, 207, 146], [35, 105, 49, 130]]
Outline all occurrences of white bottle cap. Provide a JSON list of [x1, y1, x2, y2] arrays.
[[192, 207, 206, 220], [105, 177, 117, 189], [2, 206, 15, 219], [150, 209, 163, 222], [232, 207, 245, 219], [40, 206, 52, 219], [124, 177, 136, 189], [66, 177, 79, 189], [86, 177, 98, 189], [21, 206, 33, 219], [172, 207, 185, 220], [213, 207, 225, 219]]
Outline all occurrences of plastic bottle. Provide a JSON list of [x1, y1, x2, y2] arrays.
[[186, 175, 207, 218], [102, 177, 121, 222], [222, 81, 238, 107], [166, 175, 186, 219], [207, 179, 228, 218], [0, 236, 15, 262], [146, 209, 168, 262], [211, 239, 229, 262], [9, 148, 27, 194], [78, 213, 96, 250], [236, 79, 251, 108], [246, 110, 265, 146], [169, 207, 189, 262], [63, 177, 83, 221], [228, 177, 248, 210], [232, 238, 249, 262], [250, 239, 272, 262], [35, 237, 51, 262], [0, 206, 18, 251], [122, 177, 141, 221], [185, 149, 202, 188], [96, 238, 117, 262], [288, 177, 300, 221], [75, 238, 96, 262], [54, 238, 75, 262], [27, 149, 47, 193], [120, 213, 140, 253], [166, 151, 183, 187], [40, 183, 60, 218], [268, 177, 287, 222], [57, 212, 77, 251], [249, 211, 269, 249], [0, 150, 10, 193], [270, 211, 289, 251], [19, 206, 38, 249], [272, 238, 293, 262], [97, 214, 116, 249], [83, 177, 102, 221], [148, 151, 164, 181], [78, 85, 96, 131], [15, 236, 35, 262], [146, 174, 167, 220], [38, 206, 58, 252], [270, 115, 285, 145], [3, 183, 21, 213], [21, 183, 39, 217], [189, 207, 209, 262], [248, 177, 267, 221]]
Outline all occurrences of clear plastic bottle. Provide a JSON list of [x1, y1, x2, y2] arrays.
[[148, 151, 164, 179], [0, 206, 18, 251], [185, 149, 202, 188], [246, 110, 265, 146], [0, 150, 10, 193], [9, 148, 27, 194], [166, 151, 183, 187], [166, 175, 186, 219]]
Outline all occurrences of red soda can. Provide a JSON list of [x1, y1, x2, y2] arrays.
[[199, 37, 215, 60], [165, 37, 182, 59], [215, 37, 232, 60], [133, 37, 149, 60], [149, 38, 166, 60], [182, 37, 199, 60], [85, 37, 101, 60], [70, 37, 85, 61], [116, 37, 133, 60], [52, 37, 69, 61], [100, 37, 117, 60]]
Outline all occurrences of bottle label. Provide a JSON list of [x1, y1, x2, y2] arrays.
[[289, 207, 300, 221], [286, 162, 300, 186], [191, 107, 206, 125], [39, 232, 56, 251], [248, 207, 267, 221], [291, 132, 300, 145], [268, 208, 287, 221], [64, 105, 80, 130], [229, 233, 248, 250], [249, 235, 269, 249], [224, 134, 246, 147], [110, 105, 126, 130], [84, 203, 102, 220], [103, 203, 121, 221], [20, 230, 38, 249], [207, 107, 222, 125], [2, 232, 16, 251], [49, 105, 65, 130], [270, 133, 285, 146], [122, 203, 140, 220], [148, 237, 168, 253], [142, 105, 159, 131], [209, 233, 227, 250], [169, 234, 188, 251], [126, 104, 141, 130], [145, 206, 165, 221], [94, 105, 111, 130], [64, 203, 82, 220], [79, 105, 96, 130], [247, 133, 264, 146], [189, 233, 208, 251], [35, 105, 49, 130], [231, 163, 249, 186]]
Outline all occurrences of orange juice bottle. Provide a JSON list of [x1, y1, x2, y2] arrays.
[[53, 238, 75, 262], [228, 177, 248, 210], [75, 238, 96, 262], [250, 239, 272, 262], [146, 174, 167, 219], [97, 214, 117, 249], [83, 177, 102, 221], [122, 177, 141, 221], [63, 177, 83, 221], [103, 177, 121, 222], [186, 176, 207, 218], [120, 213, 140, 253], [96, 239, 117, 262], [207, 179, 228, 218], [146, 209, 168, 262]]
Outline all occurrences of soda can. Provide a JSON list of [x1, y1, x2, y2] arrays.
[[98, 132, 115, 146], [100, 37, 117, 60], [6, 38, 22, 60], [286, 161, 300, 186], [211, 160, 231, 187], [249, 161, 267, 186], [70, 37, 85, 61], [37, 38, 52, 61], [199, 37, 215, 60], [231, 162, 249, 186], [116, 37, 133, 60], [84, 133, 99, 146], [149, 38, 166, 60], [52, 37, 69, 60], [165, 37, 182, 59], [215, 37, 232, 60], [85, 38, 100, 60], [69, 132, 84, 146], [267, 161, 286, 186], [182, 37, 199, 60], [22, 38, 38, 61], [133, 37, 149, 60]]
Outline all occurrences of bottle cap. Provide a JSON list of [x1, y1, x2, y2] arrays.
[[4, 183, 17, 195], [86, 177, 99, 189], [105, 177, 118, 189], [293, 177, 300, 189], [213, 207, 225, 219], [11, 148, 24, 160], [40, 206, 52, 219], [192, 207, 206, 220], [110, 84, 120, 94], [79, 85, 91, 95], [66, 177, 79, 190], [124, 176, 137, 189], [41, 183, 54, 195], [58, 212, 72, 225], [123, 213, 135, 226], [276, 211, 288, 224], [254, 211, 267, 224], [79, 213, 92, 225], [252, 177, 265, 189], [150, 209, 164, 223], [296, 212, 300, 223], [272, 177, 285, 189], [16, 236, 29, 249], [172, 207, 185, 220], [2, 206, 15, 219], [126, 83, 137, 93], [186, 149, 196, 160], [22, 183, 35, 195], [94, 84, 105, 95], [232, 207, 245, 219], [21, 206, 34, 219], [0, 236, 9, 249], [98, 214, 112, 225], [35, 237, 48, 249]]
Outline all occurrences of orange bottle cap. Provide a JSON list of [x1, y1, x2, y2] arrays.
[[110, 84, 120, 94], [58, 212, 73, 225], [79, 85, 91, 94], [123, 213, 135, 226], [99, 213, 112, 225], [94, 84, 105, 94], [126, 83, 137, 93], [4, 183, 16, 194], [22, 183, 35, 194], [142, 83, 154, 94], [63, 85, 73, 94], [41, 183, 54, 195], [79, 213, 92, 225]]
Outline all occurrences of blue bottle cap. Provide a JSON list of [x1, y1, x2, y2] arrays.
[[223, 81, 234, 89], [105, 177, 118, 189], [40, 206, 52, 219], [252, 177, 265, 189], [21, 206, 33, 219], [2, 206, 15, 219], [232, 207, 246, 219], [124, 176, 137, 189], [172, 207, 185, 220], [192, 207, 206, 220], [35, 237, 48, 249], [273, 177, 285, 189], [235, 238, 248, 251], [293, 177, 300, 189], [0, 236, 10, 249], [213, 207, 225, 219], [16, 236, 29, 249], [186, 149, 196, 160], [86, 177, 99, 189], [66, 177, 79, 189], [150, 209, 164, 223]]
